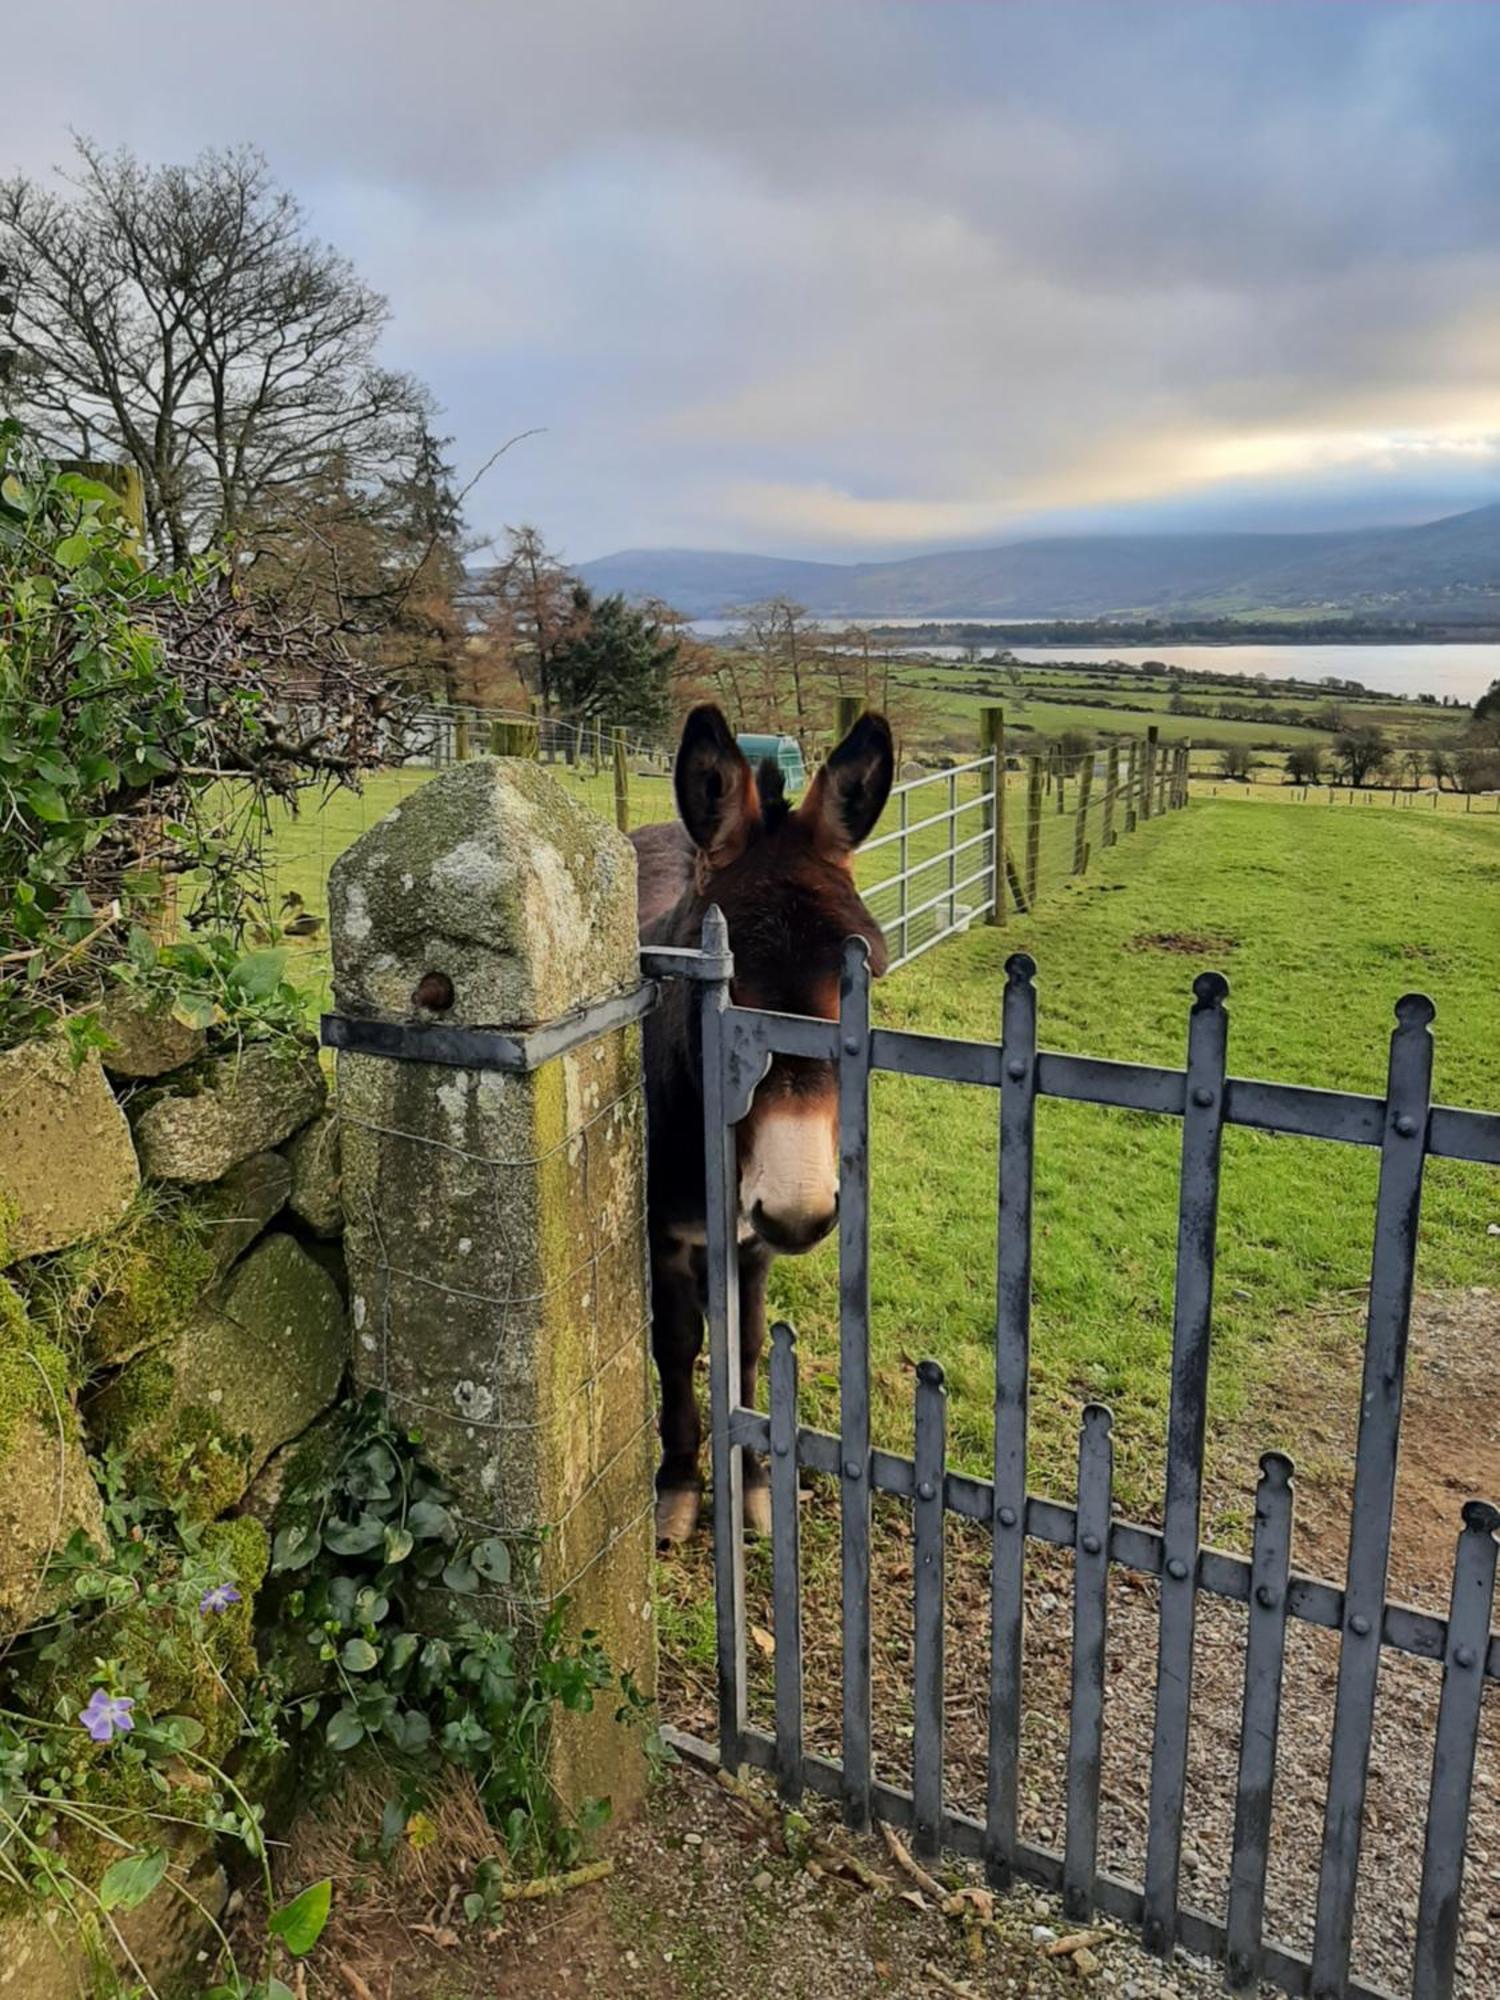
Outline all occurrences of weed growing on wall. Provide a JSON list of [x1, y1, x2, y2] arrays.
[[268, 1393, 624, 1875]]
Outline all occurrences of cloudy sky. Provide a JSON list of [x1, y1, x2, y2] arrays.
[[10, 1, 1500, 563]]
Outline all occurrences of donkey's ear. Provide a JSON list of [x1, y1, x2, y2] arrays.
[[800, 711, 894, 857], [675, 705, 760, 869]]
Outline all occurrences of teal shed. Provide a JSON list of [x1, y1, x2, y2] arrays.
[[736, 732, 806, 791]]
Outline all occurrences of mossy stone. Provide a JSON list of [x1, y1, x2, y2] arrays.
[[0, 1040, 140, 1263], [0, 1277, 102, 1637], [0, 1409, 107, 1638], [130, 1044, 326, 1183], [89, 1234, 346, 1516], [199, 1149, 292, 1268], [283, 1109, 342, 1237], [98, 993, 207, 1078]]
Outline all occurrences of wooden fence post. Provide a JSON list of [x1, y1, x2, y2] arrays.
[[1141, 725, 1158, 821], [980, 706, 1005, 925], [1026, 755, 1043, 908], [1072, 750, 1094, 875], [454, 710, 472, 762], [1180, 740, 1193, 808], [1056, 749, 1067, 814], [836, 693, 861, 742], [1103, 744, 1120, 846], [613, 726, 630, 832]]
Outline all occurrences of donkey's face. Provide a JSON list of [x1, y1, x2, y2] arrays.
[[675, 706, 894, 1254]]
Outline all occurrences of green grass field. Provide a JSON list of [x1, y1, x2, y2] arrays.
[[765, 796, 1500, 1523], [263, 767, 1500, 1531]]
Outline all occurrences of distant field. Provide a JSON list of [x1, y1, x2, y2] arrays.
[[887, 657, 1467, 760]]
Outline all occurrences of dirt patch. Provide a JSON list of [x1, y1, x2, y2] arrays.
[[1248, 1284, 1500, 1610], [250, 1756, 1256, 1999], [1125, 931, 1237, 956]]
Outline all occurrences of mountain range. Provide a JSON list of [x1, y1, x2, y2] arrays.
[[577, 501, 1500, 623]]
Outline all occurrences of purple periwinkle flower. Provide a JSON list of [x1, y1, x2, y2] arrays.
[[198, 1583, 242, 1616], [79, 1690, 135, 1744]]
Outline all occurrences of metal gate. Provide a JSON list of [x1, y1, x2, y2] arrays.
[[667, 912, 1500, 2000]]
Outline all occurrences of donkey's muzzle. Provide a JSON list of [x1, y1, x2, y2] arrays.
[[749, 1196, 838, 1254]]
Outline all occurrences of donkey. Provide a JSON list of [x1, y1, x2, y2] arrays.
[[632, 704, 894, 1545]]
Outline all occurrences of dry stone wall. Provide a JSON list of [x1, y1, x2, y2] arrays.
[[0, 1002, 350, 1996]]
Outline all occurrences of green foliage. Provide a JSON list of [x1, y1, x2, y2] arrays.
[[550, 584, 677, 736], [0, 1453, 333, 1993], [0, 420, 410, 1053], [270, 1393, 617, 1870]]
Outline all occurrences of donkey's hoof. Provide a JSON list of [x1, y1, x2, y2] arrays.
[[655, 1488, 701, 1549], [742, 1484, 773, 1538]]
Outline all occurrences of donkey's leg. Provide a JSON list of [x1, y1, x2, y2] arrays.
[[738, 1245, 773, 1537], [652, 1238, 705, 1547]]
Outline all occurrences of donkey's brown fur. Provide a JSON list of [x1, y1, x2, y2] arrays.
[[632, 704, 893, 1543]]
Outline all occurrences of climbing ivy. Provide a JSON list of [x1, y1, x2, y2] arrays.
[[269, 1393, 619, 1872]]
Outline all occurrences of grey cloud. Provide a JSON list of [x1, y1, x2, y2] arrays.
[[6, 1, 1500, 559]]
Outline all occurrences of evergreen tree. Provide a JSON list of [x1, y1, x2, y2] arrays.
[[550, 586, 677, 736]]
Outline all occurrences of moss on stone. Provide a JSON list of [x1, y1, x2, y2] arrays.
[[88, 1235, 345, 1520], [0, 1275, 74, 1456], [83, 1211, 218, 1367]]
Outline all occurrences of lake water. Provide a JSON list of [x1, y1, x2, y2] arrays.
[[689, 620, 1499, 703]]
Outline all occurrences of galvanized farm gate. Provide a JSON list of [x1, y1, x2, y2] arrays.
[[860, 725, 1191, 972], [664, 912, 1500, 2000]]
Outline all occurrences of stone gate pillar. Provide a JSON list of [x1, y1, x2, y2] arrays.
[[328, 757, 654, 1812]]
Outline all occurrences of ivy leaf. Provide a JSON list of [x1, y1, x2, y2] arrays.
[[340, 1637, 379, 1672], [228, 948, 288, 999], [407, 1499, 453, 1541], [271, 1523, 318, 1572], [23, 783, 70, 824], [470, 1537, 511, 1585], [325, 1708, 364, 1752], [53, 533, 93, 569], [268, 1878, 332, 1957], [323, 1515, 385, 1556], [384, 1631, 419, 1675], [383, 1524, 414, 1564], [442, 1555, 478, 1595], [98, 1847, 168, 1912], [393, 1709, 432, 1752]]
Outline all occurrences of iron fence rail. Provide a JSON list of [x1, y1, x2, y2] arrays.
[[665, 921, 1500, 2000]]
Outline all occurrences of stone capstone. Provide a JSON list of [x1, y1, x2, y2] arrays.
[[283, 1109, 342, 1237], [98, 993, 207, 1078], [90, 1232, 346, 1514], [130, 1043, 326, 1183], [0, 1040, 140, 1263], [328, 755, 639, 1030]]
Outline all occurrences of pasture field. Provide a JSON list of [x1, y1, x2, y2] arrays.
[[266, 768, 1499, 1534], [860, 654, 1472, 763], [765, 795, 1500, 1526]]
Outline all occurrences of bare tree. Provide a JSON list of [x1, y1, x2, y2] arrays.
[[484, 524, 582, 714], [734, 598, 812, 743], [0, 138, 432, 565]]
